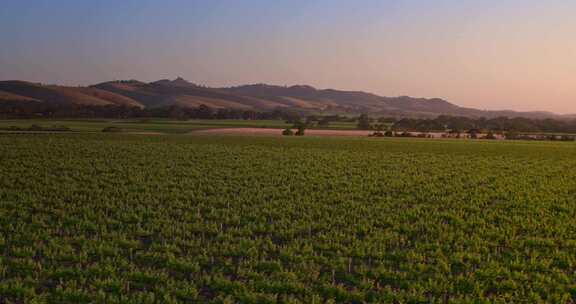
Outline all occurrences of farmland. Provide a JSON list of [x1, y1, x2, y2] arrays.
[[1, 134, 576, 303], [0, 119, 361, 134], [0, 119, 292, 134]]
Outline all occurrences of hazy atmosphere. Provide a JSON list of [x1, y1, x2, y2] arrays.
[[1, 0, 576, 113]]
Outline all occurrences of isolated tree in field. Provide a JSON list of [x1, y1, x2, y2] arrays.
[[357, 114, 371, 130], [295, 125, 305, 136], [292, 120, 306, 136]]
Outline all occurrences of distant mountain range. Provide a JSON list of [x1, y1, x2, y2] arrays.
[[0, 78, 572, 119]]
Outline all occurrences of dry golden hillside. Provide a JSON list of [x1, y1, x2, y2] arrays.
[[0, 81, 143, 107]]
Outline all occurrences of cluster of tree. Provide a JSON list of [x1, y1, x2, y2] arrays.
[[370, 130, 433, 138], [354, 114, 576, 135], [390, 115, 576, 134], [281, 114, 360, 136], [0, 103, 305, 121], [503, 132, 576, 141], [282, 119, 310, 136], [151, 105, 305, 121], [0, 103, 143, 119], [4, 101, 576, 136]]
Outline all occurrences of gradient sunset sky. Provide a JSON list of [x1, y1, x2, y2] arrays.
[[1, 0, 575, 113]]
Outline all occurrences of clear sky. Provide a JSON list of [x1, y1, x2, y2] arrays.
[[1, 0, 575, 113]]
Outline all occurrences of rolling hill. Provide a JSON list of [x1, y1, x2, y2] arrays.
[[0, 78, 572, 119], [92, 78, 274, 110], [0, 81, 143, 108], [0, 90, 41, 103]]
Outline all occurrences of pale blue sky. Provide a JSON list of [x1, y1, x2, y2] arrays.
[[1, 1, 576, 113]]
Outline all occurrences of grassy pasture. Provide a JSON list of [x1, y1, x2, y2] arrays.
[[0, 119, 361, 134], [1, 134, 575, 303]]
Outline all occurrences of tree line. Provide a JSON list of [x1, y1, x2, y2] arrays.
[[2, 102, 576, 135], [0, 103, 302, 121], [387, 115, 576, 134]]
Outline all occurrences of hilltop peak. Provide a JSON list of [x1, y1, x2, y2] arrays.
[[151, 77, 197, 87], [288, 85, 317, 92]]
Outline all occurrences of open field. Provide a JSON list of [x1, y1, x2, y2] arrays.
[[0, 119, 361, 134], [1, 133, 576, 303], [0, 119, 290, 134]]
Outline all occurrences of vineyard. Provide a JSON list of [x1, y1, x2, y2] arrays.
[[1, 134, 576, 303]]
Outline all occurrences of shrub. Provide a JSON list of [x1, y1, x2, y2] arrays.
[[282, 128, 294, 136]]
